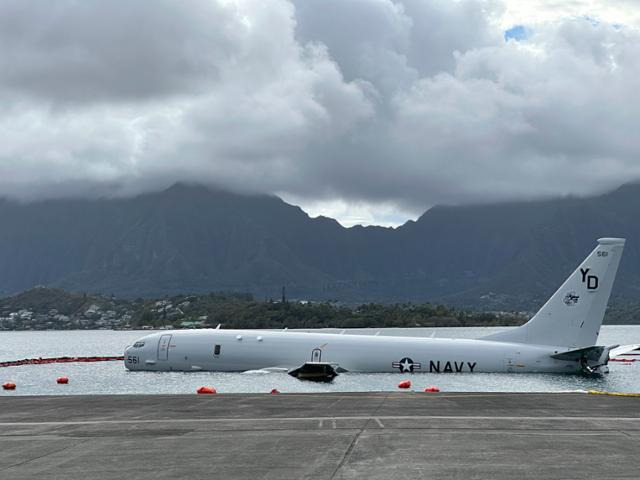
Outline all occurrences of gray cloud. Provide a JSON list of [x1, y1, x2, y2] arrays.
[[0, 0, 237, 103], [0, 0, 639, 224]]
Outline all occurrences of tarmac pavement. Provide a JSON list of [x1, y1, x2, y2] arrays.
[[0, 392, 639, 479]]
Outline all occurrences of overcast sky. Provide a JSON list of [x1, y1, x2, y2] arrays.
[[1, 0, 639, 226]]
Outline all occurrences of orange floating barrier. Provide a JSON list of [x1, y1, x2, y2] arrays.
[[56, 377, 69, 384], [424, 386, 440, 393], [197, 386, 216, 394], [2, 382, 16, 390], [398, 380, 411, 389], [0, 356, 124, 368]]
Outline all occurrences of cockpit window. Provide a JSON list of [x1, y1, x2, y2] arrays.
[[133, 341, 145, 348]]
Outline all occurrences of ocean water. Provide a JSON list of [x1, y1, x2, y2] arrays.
[[1, 326, 639, 395]]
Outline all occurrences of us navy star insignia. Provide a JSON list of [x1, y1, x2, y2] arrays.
[[392, 357, 421, 372]]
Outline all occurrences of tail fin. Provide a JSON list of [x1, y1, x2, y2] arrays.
[[482, 238, 625, 348]]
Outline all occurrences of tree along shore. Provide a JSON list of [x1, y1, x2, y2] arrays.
[[3, 288, 639, 330], [0, 288, 532, 330]]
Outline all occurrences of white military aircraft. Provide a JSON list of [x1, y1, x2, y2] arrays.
[[124, 238, 629, 378]]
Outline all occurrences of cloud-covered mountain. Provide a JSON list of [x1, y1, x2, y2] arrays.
[[1, 1, 640, 225], [1, 183, 639, 310]]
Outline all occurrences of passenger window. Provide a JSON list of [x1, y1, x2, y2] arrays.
[[214, 344, 221, 356]]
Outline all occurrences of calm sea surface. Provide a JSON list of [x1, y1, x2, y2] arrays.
[[1, 326, 639, 395]]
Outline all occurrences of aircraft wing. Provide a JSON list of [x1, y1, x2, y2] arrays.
[[242, 367, 290, 374]]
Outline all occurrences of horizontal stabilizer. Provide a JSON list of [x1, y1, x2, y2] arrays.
[[552, 345, 613, 374], [551, 346, 606, 362]]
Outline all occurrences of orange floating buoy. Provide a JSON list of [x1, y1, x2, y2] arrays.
[[270, 388, 280, 394], [56, 377, 69, 384], [424, 386, 440, 393], [2, 382, 16, 390], [398, 380, 411, 389], [197, 386, 216, 394]]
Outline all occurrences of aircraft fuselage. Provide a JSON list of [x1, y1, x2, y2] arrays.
[[124, 329, 581, 374]]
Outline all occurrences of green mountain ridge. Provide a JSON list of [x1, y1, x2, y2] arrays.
[[1, 182, 639, 312]]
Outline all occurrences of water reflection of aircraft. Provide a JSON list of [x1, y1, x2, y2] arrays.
[[125, 238, 626, 378]]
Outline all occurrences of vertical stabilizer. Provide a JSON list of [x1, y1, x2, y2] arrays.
[[481, 238, 625, 348]]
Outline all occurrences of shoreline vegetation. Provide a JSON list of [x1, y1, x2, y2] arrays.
[[1, 287, 638, 331]]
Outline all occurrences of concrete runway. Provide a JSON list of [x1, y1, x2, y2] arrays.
[[0, 392, 639, 479]]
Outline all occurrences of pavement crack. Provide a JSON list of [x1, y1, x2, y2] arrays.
[[3, 441, 79, 471], [329, 392, 389, 479], [619, 430, 639, 441], [330, 428, 363, 480]]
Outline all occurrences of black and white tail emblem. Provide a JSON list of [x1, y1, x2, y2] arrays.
[[563, 291, 579, 306], [392, 357, 421, 373]]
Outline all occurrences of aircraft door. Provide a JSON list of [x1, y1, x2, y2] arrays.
[[157, 334, 172, 361], [311, 348, 322, 362], [504, 351, 521, 373]]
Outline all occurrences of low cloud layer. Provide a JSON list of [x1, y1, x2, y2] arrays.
[[1, 0, 639, 225]]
